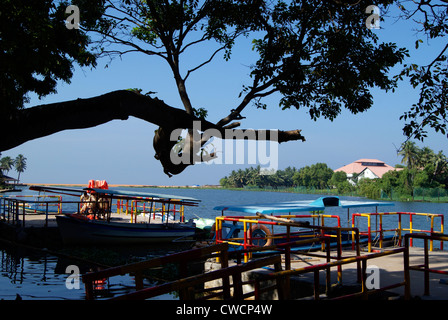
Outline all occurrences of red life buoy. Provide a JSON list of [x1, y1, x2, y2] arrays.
[[247, 224, 272, 247]]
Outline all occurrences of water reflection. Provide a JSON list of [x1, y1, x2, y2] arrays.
[[0, 244, 80, 300], [0, 244, 177, 300]]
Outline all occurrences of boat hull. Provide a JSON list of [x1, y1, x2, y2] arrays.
[[56, 215, 197, 245]]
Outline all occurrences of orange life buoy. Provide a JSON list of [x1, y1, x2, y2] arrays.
[[247, 224, 272, 247]]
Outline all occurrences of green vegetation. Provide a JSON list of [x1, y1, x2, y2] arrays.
[[13, 154, 27, 184], [220, 164, 356, 196], [0, 153, 27, 187], [358, 142, 448, 201], [220, 143, 448, 202]]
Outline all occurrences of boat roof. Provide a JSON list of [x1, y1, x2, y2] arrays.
[[29, 185, 86, 196], [86, 188, 200, 202], [213, 196, 394, 214], [29, 185, 200, 203]]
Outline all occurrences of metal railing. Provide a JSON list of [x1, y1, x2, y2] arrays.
[[404, 233, 448, 298], [352, 212, 445, 252], [0, 198, 62, 228], [213, 214, 343, 262], [262, 246, 407, 300], [110, 254, 284, 300], [115, 199, 186, 223], [0, 194, 62, 214], [213, 214, 366, 286], [83, 243, 230, 300], [0, 197, 111, 227], [82, 233, 448, 300]]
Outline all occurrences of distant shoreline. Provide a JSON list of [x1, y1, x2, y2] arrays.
[[24, 183, 222, 189]]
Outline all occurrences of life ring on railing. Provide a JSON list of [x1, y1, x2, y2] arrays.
[[247, 224, 272, 247]]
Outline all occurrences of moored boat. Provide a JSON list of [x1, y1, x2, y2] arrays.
[[212, 196, 396, 253], [29, 183, 200, 245], [55, 213, 197, 245]]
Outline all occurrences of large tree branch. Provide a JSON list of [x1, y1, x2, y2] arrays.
[[2, 90, 198, 151], [2, 90, 305, 176]]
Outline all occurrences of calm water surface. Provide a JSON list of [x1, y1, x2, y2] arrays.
[[1, 187, 447, 300]]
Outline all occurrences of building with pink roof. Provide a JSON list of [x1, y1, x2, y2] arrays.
[[335, 159, 401, 182]]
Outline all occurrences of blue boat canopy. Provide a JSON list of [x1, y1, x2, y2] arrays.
[[213, 196, 393, 214]]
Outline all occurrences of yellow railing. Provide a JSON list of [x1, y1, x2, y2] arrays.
[[0, 194, 62, 214], [115, 198, 185, 223]]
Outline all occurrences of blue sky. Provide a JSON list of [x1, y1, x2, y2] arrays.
[[3, 4, 448, 186]]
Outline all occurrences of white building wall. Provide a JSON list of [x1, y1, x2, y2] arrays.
[[357, 168, 379, 180]]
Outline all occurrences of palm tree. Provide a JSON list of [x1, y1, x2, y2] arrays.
[[0, 156, 15, 174], [417, 146, 435, 168], [431, 151, 448, 184], [398, 141, 419, 170], [14, 154, 27, 184]]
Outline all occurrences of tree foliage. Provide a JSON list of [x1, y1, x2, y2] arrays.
[[220, 166, 298, 188], [14, 154, 27, 183], [84, 0, 407, 120], [395, 0, 448, 140], [0, 153, 27, 185], [358, 144, 448, 199], [292, 163, 334, 189], [219, 163, 351, 191], [0, 0, 96, 116], [328, 171, 354, 194], [2, 0, 446, 178], [220, 144, 447, 200]]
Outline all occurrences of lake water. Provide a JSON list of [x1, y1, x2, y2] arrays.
[[1, 186, 447, 300]]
